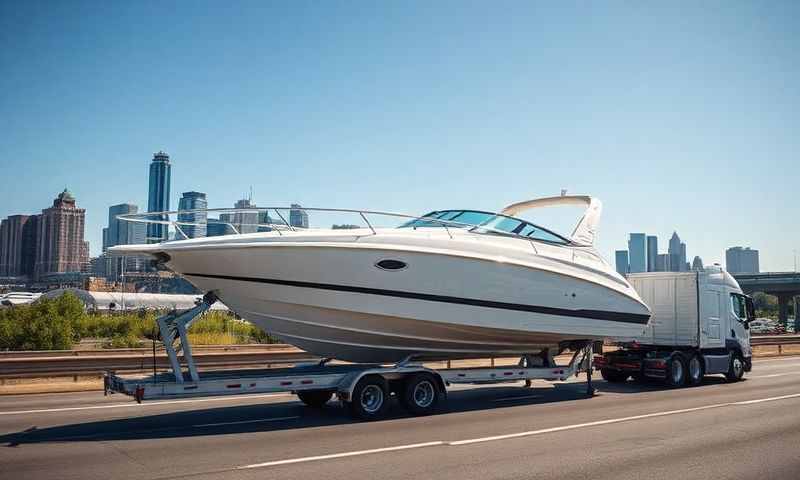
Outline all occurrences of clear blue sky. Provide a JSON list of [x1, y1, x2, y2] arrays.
[[1, 1, 797, 270]]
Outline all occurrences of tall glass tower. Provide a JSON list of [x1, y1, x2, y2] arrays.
[[178, 191, 208, 238], [147, 151, 171, 242], [627, 233, 647, 273]]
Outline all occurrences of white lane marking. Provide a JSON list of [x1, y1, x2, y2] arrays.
[[491, 394, 542, 402], [193, 416, 299, 428], [753, 356, 800, 363], [733, 393, 800, 405], [751, 372, 800, 379], [237, 441, 445, 469], [236, 392, 800, 469], [448, 392, 800, 446], [0, 392, 292, 416]]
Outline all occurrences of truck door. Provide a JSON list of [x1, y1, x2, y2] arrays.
[[700, 289, 724, 349], [728, 292, 751, 357]]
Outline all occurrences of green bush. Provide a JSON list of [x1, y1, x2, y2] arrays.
[[0, 293, 279, 351]]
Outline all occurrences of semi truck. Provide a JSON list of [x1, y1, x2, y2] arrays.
[[595, 266, 753, 387]]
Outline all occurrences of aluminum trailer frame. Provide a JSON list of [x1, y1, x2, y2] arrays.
[[104, 293, 597, 417]]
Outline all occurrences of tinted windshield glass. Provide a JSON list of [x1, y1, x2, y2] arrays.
[[400, 210, 569, 244]]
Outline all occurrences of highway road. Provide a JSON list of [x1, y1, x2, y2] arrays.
[[1, 356, 799, 480]]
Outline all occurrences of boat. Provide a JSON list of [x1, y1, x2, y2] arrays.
[[111, 195, 651, 363]]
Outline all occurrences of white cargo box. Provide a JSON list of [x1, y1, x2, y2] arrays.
[[628, 271, 700, 347]]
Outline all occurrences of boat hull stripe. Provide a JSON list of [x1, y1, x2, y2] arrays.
[[183, 273, 650, 325]]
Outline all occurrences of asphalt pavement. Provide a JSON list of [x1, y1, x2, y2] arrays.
[[1, 356, 799, 480]]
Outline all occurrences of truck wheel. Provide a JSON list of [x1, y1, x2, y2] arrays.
[[346, 375, 390, 420], [297, 390, 333, 408], [400, 373, 441, 416], [725, 353, 745, 382], [665, 353, 687, 387], [600, 368, 629, 383], [687, 354, 704, 386]]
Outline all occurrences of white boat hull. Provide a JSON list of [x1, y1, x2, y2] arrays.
[[146, 236, 650, 362]]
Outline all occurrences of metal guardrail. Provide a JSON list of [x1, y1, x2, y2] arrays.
[[0, 343, 294, 359], [0, 346, 317, 379], [2, 336, 799, 380], [750, 334, 800, 344]]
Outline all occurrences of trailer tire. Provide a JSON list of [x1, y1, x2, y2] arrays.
[[400, 373, 441, 416], [687, 354, 704, 386], [297, 390, 333, 408], [600, 368, 629, 383], [346, 375, 390, 420], [665, 353, 688, 388], [725, 353, 745, 383]]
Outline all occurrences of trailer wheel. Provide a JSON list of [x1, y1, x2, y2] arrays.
[[400, 373, 441, 416], [297, 390, 333, 408], [687, 354, 704, 386], [600, 368, 629, 383], [346, 375, 390, 420], [725, 353, 745, 382], [666, 353, 688, 387]]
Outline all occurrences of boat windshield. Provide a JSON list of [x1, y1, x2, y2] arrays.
[[399, 210, 570, 245]]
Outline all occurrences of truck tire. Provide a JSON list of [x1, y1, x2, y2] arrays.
[[346, 375, 390, 420], [297, 390, 333, 408], [725, 353, 745, 382], [600, 368, 629, 383], [400, 373, 441, 416], [687, 354, 704, 386], [665, 353, 688, 387]]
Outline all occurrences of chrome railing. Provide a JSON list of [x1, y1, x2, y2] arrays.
[[117, 206, 577, 247]]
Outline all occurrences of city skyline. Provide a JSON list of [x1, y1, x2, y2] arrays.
[[1, 2, 798, 270]]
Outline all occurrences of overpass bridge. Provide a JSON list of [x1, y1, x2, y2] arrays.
[[733, 272, 800, 332]]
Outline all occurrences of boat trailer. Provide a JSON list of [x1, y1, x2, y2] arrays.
[[105, 293, 597, 418]]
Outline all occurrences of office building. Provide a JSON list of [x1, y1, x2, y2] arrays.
[[290, 204, 309, 229], [147, 151, 171, 242], [34, 189, 87, 278], [104, 203, 148, 280], [628, 233, 647, 273], [726, 247, 760, 274], [656, 253, 670, 272], [692, 256, 704, 271], [177, 192, 208, 238], [0, 214, 38, 278], [646, 235, 658, 272], [615, 250, 629, 276], [233, 198, 259, 234]]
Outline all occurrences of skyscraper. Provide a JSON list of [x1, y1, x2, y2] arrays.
[[34, 189, 86, 278], [692, 256, 704, 270], [147, 151, 171, 242], [0, 214, 38, 278], [668, 232, 687, 272], [726, 247, 760, 274], [290, 204, 309, 229], [628, 233, 647, 273], [615, 250, 629, 276], [646, 235, 658, 272], [177, 192, 208, 238]]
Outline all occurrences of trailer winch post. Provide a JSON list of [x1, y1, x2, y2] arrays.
[[156, 291, 218, 383]]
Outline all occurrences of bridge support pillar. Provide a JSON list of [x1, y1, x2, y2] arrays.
[[776, 294, 792, 331], [795, 296, 800, 333]]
